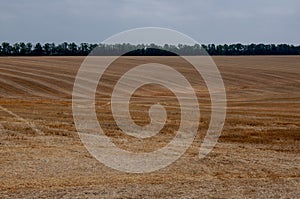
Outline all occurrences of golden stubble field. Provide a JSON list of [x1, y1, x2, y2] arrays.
[[0, 56, 299, 198]]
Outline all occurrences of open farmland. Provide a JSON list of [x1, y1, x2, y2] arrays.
[[0, 56, 299, 198]]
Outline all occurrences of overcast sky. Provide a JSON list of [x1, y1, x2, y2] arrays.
[[0, 0, 299, 44]]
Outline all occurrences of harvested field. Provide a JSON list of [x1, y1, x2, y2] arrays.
[[0, 56, 299, 198]]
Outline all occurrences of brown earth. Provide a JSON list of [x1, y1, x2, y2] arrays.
[[0, 56, 299, 198]]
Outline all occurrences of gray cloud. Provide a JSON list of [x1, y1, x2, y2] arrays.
[[0, 0, 299, 44]]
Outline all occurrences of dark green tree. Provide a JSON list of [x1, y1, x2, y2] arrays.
[[25, 43, 33, 55], [1, 42, 12, 55], [33, 43, 44, 55]]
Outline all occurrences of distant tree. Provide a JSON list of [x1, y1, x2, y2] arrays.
[[49, 43, 57, 55], [79, 43, 89, 55], [235, 43, 243, 55], [1, 42, 12, 55], [55, 42, 68, 55], [33, 43, 44, 55], [208, 44, 216, 55], [1, 42, 300, 56], [89, 44, 98, 54], [68, 42, 78, 55], [12, 43, 21, 55], [25, 43, 33, 55], [19, 42, 26, 55], [43, 43, 51, 55]]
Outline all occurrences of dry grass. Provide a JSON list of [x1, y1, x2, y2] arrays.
[[0, 56, 299, 198]]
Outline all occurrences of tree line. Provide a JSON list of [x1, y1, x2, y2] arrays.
[[1, 42, 300, 56]]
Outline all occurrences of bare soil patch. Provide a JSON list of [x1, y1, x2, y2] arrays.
[[0, 56, 299, 198]]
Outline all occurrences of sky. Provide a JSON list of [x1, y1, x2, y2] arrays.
[[0, 0, 299, 44]]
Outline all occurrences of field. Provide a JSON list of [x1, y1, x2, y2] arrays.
[[0, 56, 299, 198]]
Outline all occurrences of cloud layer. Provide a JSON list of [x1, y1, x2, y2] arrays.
[[0, 0, 299, 44]]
